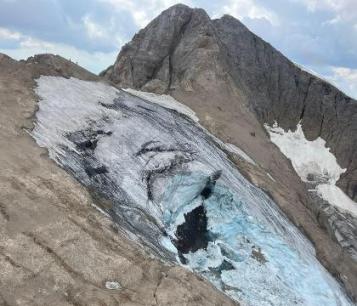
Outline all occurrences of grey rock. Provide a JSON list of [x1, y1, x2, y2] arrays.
[[103, 5, 357, 203], [307, 182, 357, 261]]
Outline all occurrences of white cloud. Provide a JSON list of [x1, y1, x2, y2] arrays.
[[328, 66, 357, 99], [82, 15, 107, 39], [216, 0, 279, 25], [81, 15, 125, 48], [0, 27, 117, 74], [0, 27, 22, 40], [100, 0, 192, 28], [19, 37, 54, 49], [297, 0, 357, 23]]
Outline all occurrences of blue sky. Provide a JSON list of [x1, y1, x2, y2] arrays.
[[0, 0, 356, 99]]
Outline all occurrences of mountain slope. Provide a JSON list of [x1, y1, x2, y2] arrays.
[[102, 4, 357, 203], [101, 4, 357, 301], [0, 53, 236, 306], [30, 74, 353, 305]]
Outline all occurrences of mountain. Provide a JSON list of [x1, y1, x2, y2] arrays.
[[0, 53, 236, 305], [0, 4, 356, 306], [101, 3, 357, 301], [102, 4, 357, 202]]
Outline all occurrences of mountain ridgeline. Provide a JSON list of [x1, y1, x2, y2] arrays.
[[101, 4, 357, 202], [0, 4, 356, 305]]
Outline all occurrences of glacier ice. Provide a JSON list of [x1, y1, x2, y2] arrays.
[[32, 76, 353, 306]]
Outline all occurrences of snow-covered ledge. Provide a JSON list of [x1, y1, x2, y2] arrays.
[[265, 122, 357, 217]]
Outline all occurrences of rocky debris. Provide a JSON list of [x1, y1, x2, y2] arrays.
[[307, 182, 357, 261], [101, 4, 357, 301], [0, 53, 237, 306]]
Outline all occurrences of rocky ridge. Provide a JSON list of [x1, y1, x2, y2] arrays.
[[102, 4, 357, 202], [102, 5, 357, 205]]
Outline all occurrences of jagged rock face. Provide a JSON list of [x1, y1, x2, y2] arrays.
[[212, 16, 357, 203], [100, 5, 229, 95], [101, 4, 193, 89], [102, 4, 357, 203]]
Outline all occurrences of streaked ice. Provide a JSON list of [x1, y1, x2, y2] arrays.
[[32, 76, 353, 306]]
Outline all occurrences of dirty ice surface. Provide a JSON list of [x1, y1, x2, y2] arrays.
[[32, 76, 353, 306]]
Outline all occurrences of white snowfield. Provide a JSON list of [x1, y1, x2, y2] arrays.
[[265, 122, 357, 216], [124, 88, 199, 122]]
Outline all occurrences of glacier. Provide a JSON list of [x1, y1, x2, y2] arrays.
[[32, 76, 353, 306]]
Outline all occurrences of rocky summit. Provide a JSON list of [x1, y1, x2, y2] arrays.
[[0, 3, 356, 306]]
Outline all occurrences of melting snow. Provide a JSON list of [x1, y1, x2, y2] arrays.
[[224, 143, 257, 165], [265, 122, 357, 216], [124, 88, 199, 122]]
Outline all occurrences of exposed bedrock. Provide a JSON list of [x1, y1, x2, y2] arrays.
[[174, 171, 221, 257], [175, 204, 209, 256]]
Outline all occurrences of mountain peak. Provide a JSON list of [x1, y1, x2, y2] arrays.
[[102, 8, 357, 300]]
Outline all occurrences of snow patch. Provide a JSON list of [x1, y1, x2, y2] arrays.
[[265, 122, 357, 216], [224, 143, 257, 165], [124, 88, 199, 122], [316, 184, 357, 216], [105, 281, 121, 290]]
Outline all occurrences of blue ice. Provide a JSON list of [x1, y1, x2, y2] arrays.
[[162, 172, 353, 306]]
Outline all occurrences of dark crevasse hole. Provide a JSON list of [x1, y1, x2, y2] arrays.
[[201, 170, 221, 199], [174, 204, 210, 259], [78, 139, 98, 150], [174, 171, 222, 263], [201, 184, 213, 199], [84, 165, 108, 177], [210, 260, 235, 273]]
